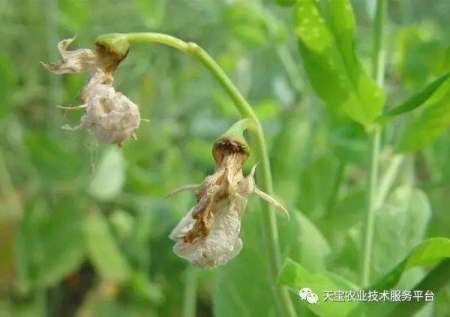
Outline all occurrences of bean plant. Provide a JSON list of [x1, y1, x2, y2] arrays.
[[0, 0, 449, 317]]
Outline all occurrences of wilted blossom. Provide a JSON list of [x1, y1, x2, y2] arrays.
[[42, 38, 140, 145], [169, 138, 287, 268]]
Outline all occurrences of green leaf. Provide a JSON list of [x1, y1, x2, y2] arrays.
[[26, 133, 84, 182], [349, 239, 450, 317], [16, 202, 85, 291], [133, 0, 165, 28], [379, 72, 450, 120], [84, 211, 131, 282], [294, 0, 384, 125], [371, 237, 450, 291], [213, 206, 277, 317], [372, 186, 431, 281], [58, 0, 90, 31], [397, 82, 450, 152], [279, 258, 358, 317], [88, 147, 125, 201], [297, 155, 341, 218], [296, 213, 331, 271], [0, 54, 15, 119], [275, 0, 297, 7]]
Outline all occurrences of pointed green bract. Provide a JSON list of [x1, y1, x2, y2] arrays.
[[397, 80, 450, 151], [379, 72, 450, 120], [294, 0, 384, 126]]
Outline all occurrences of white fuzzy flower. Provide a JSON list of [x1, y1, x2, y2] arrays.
[[80, 84, 140, 145], [43, 38, 141, 145], [169, 139, 287, 268]]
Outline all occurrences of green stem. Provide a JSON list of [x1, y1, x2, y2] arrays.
[[98, 32, 296, 317], [362, 0, 386, 288], [182, 268, 197, 317], [362, 128, 381, 287], [326, 161, 345, 214]]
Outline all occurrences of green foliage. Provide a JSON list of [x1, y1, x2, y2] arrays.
[[16, 202, 85, 292], [397, 81, 450, 151], [88, 147, 125, 201], [85, 211, 131, 283], [294, 0, 384, 126], [379, 72, 450, 120], [213, 207, 277, 317], [279, 258, 358, 317], [0, 0, 449, 316], [371, 237, 450, 291], [372, 186, 431, 281], [0, 55, 16, 119]]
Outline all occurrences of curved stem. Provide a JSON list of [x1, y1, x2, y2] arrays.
[[362, 0, 386, 288], [99, 32, 296, 316]]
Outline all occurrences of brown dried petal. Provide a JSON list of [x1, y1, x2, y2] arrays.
[[42, 38, 97, 74]]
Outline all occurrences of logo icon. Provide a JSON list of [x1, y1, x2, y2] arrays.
[[298, 288, 319, 304]]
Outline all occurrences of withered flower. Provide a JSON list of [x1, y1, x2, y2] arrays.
[[169, 136, 287, 268], [42, 37, 140, 146]]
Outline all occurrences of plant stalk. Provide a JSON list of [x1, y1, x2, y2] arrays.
[[100, 32, 296, 317], [362, 0, 386, 288], [183, 268, 197, 317]]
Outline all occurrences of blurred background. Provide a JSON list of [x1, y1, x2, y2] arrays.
[[0, 0, 449, 316]]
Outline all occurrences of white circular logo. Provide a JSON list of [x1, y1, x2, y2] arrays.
[[298, 288, 318, 304]]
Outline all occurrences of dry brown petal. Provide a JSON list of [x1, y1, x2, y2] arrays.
[[42, 38, 97, 74]]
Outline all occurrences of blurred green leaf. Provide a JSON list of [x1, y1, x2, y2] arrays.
[[253, 99, 280, 120], [296, 213, 331, 271], [85, 211, 131, 282], [279, 258, 357, 317], [0, 54, 15, 119], [372, 186, 431, 281], [213, 208, 277, 317], [371, 237, 450, 291], [275, 0, 297, 7], [0, 291, 47, 317], [16, 202, 85, 291], [379, 72, 450, 120], [133, 0, 165, 28], [328, 117, 368, 163], [393, 24, 450, 89], [88, 147, 125, 201], [58, 0, 90, 31], [397, 81, 450, 152], [297, 155, 341, 218], [127, 271, 163, 303], [294, 0, 384, 125], [349, 240, 450, 317], [225, 2, 268, 48], [26, 133, 84, 182]]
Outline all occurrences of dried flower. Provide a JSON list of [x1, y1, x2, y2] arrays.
[[42, 38, 140, 146], [169, 137, 287, 268]]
